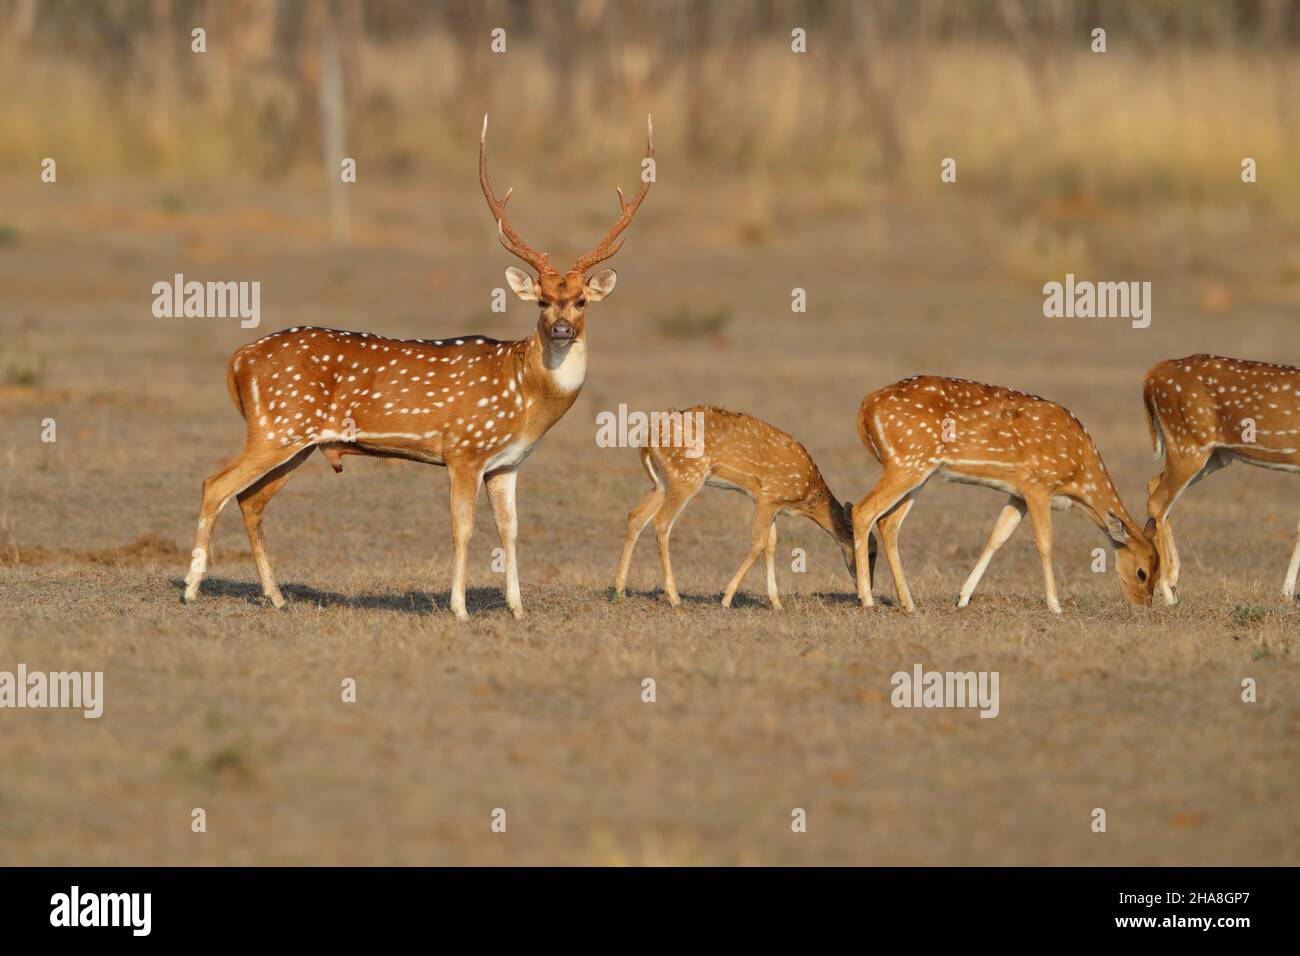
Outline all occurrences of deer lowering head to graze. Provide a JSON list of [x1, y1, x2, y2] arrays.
[[1143, 354, 1300, 605], [850, 376, 1157, 613], [612, 407, 873, 609], [182, 115, 653, 620]]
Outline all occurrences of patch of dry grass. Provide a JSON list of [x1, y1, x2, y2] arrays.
[[1, 168, 1297, 866]]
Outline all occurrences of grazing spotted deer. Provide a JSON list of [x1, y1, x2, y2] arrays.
[[612, 407, 872, 609], [182, 115, 653, 620], [850, 376, 1157, 613], [1143, 354, 1300, 604]]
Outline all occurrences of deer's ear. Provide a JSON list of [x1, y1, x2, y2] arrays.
[[505, 267, 538, 301], [1106, 510, 1129, 542], [584, 269, 617, 302]]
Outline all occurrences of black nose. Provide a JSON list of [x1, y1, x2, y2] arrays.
[[552, 321, 574, 339]]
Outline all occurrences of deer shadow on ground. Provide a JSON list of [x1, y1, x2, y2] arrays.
[[171, 578, 894, 615], [167, 577, 510, 616], [610, 587, 896, 609]]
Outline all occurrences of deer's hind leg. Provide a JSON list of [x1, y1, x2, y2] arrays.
[[851, 466, 934, 608], [183, 442, 309, 604], [957, 496, 1027, 609], [1145, 448, 1220, 605], [237, 448, 313, 608]]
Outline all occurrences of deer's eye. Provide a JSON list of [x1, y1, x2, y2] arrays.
[[1137, 568, 1148, 582], [538, 300, 551, 308], [576, 299, 587, 308]]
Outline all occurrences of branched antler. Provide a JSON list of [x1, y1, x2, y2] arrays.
[[569, 115, 654, 276], [480, 114, 556, 276]]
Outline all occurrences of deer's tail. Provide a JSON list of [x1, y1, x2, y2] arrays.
[[1142, 376, 1164, 458], [225, 355, 246, 420]]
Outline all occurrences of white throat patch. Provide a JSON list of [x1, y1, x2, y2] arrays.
[[546, 339, 587, 393]]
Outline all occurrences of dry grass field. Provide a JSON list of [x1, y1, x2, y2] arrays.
[[2, 171, 1297, 866]]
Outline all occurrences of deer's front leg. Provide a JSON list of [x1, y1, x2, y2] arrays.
[[877, 496, 917, 613], [1154, 516, 1181, 605], [1284, 516, 1300, 600], [763, 521, 782, 610], [1024, 492, 1060, 614], [850, 500, 887, 608], [448, 465, 482, 621], [486, 468, 523, 619], [722, 503, 777, 608]]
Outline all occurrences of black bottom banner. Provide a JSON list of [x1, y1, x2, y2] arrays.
[[0, 866, 1287, 943]]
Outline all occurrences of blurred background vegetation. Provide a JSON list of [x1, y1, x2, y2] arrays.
[[3, 0, 1300, 208]]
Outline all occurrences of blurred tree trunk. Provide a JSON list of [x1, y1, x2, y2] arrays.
[[1, 0, 37, 83], [537, 0, 581, 155], [682, 1, 711, 162], [321, 0, 349, 244], [997, 0, 1069, 140], [338, 0, 364, 127], [204, 0, 277, 122], [1263, 0, 1299, 138], [450, 0, 498, 130], [145, 0, 176, 149], [281, 0, 334, 172], [851, 1, 904, 180]]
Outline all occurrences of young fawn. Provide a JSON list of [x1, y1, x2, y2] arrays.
[[182, 116, 653, 620], [612, 407, 872, 609], [1144, 354, 1300, 604], [851, 376, 1157, 612]]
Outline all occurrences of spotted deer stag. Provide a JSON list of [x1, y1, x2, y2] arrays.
[[182, 115, 653, 619], [612, 407, 872, 609], [851, 376, 1157, 613], [1143, 355, 1300, 604]]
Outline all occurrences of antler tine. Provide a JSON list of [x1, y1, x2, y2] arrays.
[[569, 114, 655, 276], [479, 113, 555, 276]]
